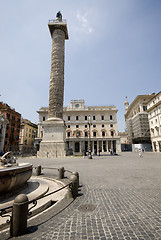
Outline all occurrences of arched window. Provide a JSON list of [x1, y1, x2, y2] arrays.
[[85, 131, 88, 137], [93, 132, 97, 137], [102, 131, 105, 137]]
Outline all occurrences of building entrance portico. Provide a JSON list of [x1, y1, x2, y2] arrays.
[[66, 139, 120, 155]]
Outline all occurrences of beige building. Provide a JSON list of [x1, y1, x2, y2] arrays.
[[147, 91, 161, 152], [118, 132, 128, 144], [37, 100, 121, 155], [124, 94, 155, 147], [19, 119, 38, 151]]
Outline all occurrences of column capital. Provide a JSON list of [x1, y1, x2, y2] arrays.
[[48, 19, 69, 39]]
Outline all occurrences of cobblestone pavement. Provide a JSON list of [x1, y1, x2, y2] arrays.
[[1, 152, 161, 240]]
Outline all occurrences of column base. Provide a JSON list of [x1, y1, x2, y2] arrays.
[[37, 141, 66, 158], [37, 119, 66, 158]]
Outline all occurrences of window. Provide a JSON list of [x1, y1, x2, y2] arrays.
[[102, 131, 105, 137], [93, 116, 96, 120], [111, 131, 114, 136], [110, 115, 113, 120], [12, 116, 15, 121], [76, 125, 79, 128], [93, 132, 97, 137], [110, 124, 113, 127], [7, 113, 10, 119], [85, 125, 87, 128], [68, 116, 70, 121], [67, 125, 70, 128], [85, 132, 88, 137], [93, 125, 96, 128], [6, 125, 9, 130], [102, 124, 104, 128], [76, 116, 79, 121], [101, 116, 104, 120], [143, 106, 147, 111], [85, 116, 87, 121], [67, 132, 70, 137], [43, 116, 45, 121]]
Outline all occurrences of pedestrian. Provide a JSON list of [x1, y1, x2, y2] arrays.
[[94, 148, 97, 156], [110, 149, 112, 155], [83, 149, 86, 158], [98, 149, 100, 156], [139, 148, 143, 157]]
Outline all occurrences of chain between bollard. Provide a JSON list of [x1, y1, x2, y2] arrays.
[[0, 166, 80, 237], [0, 207, 13, 224]]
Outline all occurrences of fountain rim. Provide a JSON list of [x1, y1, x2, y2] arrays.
[[0, 163, 33, 177]]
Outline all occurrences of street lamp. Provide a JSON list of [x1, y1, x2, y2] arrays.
[[88, 115, 92, 159]]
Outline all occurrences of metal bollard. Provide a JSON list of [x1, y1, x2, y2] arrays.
[[71, 171, 79, 188], [69, 175, 78, 198], [58, 167, 64, 179], [36, 165, 41, 176], [10, 194, 28, 237]]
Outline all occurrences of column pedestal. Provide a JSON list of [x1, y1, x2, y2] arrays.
[[37, 119, 66, 158]]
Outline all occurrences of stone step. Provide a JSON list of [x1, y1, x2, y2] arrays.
[[0, 177, 68, 229]]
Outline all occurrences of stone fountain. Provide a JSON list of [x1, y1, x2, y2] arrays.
[[0, 152, 32, 196]]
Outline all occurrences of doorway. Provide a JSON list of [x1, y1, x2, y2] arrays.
[[75, 142, 80, 152]]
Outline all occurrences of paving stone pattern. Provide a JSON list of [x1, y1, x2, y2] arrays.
[[1, 152, 161, 240]]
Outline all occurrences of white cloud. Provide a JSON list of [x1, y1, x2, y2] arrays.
[[76, 10, 93, 34]]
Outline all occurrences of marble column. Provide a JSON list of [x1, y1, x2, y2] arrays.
[[38, 12, 69, 158]]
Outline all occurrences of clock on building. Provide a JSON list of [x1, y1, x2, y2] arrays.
[[75, 104, 79, 108]]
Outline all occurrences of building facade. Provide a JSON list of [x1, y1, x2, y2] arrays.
[[19, 119, 38, 152], [0, 102, 21, 152], [124, 94, 155, 146], [118, 131, 132, 151], [37, 100, 121, 155], [118, 132, 128, 144], [147, 91, 161, 152], [0, 112, 8, 153]]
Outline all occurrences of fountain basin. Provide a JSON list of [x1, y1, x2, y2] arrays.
[[0, 163, 32, 193]]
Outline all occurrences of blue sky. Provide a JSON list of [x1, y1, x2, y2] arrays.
[[0, 0, 161, 131]]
